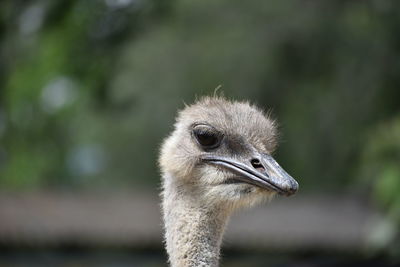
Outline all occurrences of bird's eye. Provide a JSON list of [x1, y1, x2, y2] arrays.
[[192, 125, 222, 149]]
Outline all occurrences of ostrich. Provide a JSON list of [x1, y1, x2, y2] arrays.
[[159, 96, 298, 267]]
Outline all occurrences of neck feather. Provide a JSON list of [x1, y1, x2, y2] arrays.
[[162, 174, 231, 267]]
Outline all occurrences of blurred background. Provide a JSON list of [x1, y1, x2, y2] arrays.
[[0, 0, 400, 266]]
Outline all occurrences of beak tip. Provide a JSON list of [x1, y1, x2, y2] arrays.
[[282, 180, 299, 196]]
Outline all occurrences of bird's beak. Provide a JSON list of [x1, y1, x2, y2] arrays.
[[202, 153, 298, 196]]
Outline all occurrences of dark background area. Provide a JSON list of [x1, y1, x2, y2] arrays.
[[0, 0, 399, 266]]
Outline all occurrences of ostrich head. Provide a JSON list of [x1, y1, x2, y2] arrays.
[[160, 96, 298, 211]]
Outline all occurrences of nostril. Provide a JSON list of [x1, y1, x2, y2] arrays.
[[250, 158, 261, 167], [250, 158, 265, 172]]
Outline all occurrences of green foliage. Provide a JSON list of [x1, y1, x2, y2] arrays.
[[0, 0, 399, 197], [359, 116, 400, 255], [361, 116, 400, 208], [0, 0, 170, 188]]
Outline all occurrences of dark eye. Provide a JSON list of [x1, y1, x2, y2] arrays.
[[193, 125, 222, 149]]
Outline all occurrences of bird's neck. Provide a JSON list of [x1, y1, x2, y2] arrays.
[[162, 175, 231, 267]]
